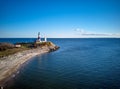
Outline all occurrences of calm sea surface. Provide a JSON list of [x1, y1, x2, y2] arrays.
[[0, 38, 120, 89]]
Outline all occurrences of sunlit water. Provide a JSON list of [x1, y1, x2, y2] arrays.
[[0, 38, 120, 89]]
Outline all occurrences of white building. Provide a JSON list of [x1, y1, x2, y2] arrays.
[[44, 36, 47, 42]]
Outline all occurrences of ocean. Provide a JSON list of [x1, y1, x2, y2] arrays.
[[0, 38, 120, 89]]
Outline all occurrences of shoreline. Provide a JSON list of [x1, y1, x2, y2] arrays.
[[0, 44, 59, 87]]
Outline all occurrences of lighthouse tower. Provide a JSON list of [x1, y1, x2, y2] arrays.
[[38, 32, 41, 41], [36, 32, 41, 43]]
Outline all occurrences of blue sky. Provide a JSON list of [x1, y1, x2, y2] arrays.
[[0, 0, 120, 38]]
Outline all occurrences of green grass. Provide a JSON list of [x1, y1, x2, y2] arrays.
[[0, 43, 32, 58], [0, 47, 30, 58], [0, 42, 56, 58], [35, 41, 55, 47]]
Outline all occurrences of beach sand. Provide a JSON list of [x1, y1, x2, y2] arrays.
[[0, 45, 58, 87]]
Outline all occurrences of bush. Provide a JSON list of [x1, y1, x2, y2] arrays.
[[0, 42, 14, 51]]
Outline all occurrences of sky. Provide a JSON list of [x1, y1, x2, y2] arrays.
[[0, 0, 120, 38]]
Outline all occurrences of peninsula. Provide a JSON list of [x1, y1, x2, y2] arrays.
[[0, 33, 59, 87]]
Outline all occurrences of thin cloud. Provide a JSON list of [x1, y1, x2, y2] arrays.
[[74, 28, 85, 33], [74, 28, 120, 37], [74, 28, 86, 34]]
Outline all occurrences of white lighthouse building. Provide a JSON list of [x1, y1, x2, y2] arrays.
[[35, 32, 47, 43], [44, 36, 47, 42]]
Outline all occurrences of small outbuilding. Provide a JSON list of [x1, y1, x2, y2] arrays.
[[14, 44, 21, 48]]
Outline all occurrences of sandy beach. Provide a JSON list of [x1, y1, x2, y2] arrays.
[[0, 45, 58, 86]]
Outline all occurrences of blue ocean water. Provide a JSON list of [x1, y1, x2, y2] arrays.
[[1, 38, 120, 89]]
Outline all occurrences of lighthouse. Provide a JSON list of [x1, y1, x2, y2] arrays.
[[35, 32, 47, 43], [35, 32, 41, 43], [38, 32, 41, 42]]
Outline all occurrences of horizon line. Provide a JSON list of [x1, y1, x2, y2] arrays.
[[0, 37, 120, 39]]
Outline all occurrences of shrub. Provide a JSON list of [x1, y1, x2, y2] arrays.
[[0, 43, 14, 51]]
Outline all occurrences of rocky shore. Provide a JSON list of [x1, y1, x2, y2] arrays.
[[0, 42, 59, 87]]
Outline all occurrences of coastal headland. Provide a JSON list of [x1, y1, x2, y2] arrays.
[[0, 41, 59, 87]]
